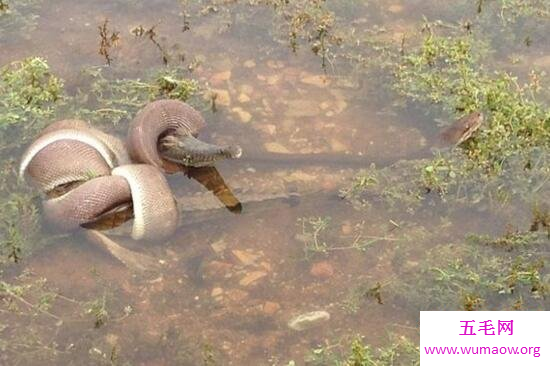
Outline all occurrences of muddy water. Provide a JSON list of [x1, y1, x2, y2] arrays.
[[1, 0, 548, 365]]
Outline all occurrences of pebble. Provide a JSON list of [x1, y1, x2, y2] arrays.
[[210, 89, 231, 106], [211, 287, 223, 297], [341, 222, 353, 235], [239, 271, 267, 286], [333, 100, 348, 114], [288, 311, 331, 331], [321, 178, 338, 191], [266, 75, 281, 85], [210, 70, 231, 85], [329, 138, 347, 152], [262, 301, 281, 315], [285, 171, 317, 182], [255, 124, 277, 135], [232, 249, 260, 266], [232, 107, 252, 123], [210, 240, 227, 254], [226, 289, 248, 302], [310, 261, 334, 279], [240, 84, 254, 94], [243, 59, 256, 68], [300, 73, 330, 87], [264, 142, 291, 154], [320, 101, 331, 110], [285, 100, 319, 118], [267, 60, 285, 69], [238, 93, 251, 103], [203, 261, 233, 279], [105, 334, 119, 347], [388, 4, 404, 13]]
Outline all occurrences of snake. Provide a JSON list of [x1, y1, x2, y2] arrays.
[[19, 102, 481, 270], [19, 99, 242, 243]]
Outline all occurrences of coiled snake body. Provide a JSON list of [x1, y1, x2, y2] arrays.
[[19, 103, 481, 270], [19, 99, 242, 242]]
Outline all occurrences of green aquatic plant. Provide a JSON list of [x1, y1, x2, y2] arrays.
[[0, 57, 64, 148], [345, 18, 550, 207], [0, 57, 200, 263], [0, 57, 63, 263], [341, 160, 426, 211], [85, 292, 109, 328], [272, 0, 341, 69], [0, 269, 135, 364], [196, 0, 343, 69], [391, 21, 550, 180], [297, 216, 331, 257], [0, 159, 41, 264], [296, 217, 384, 259], [75, 66, 199, 126], [304, 334, 419, 366], [396, 229, 549, 311], [341, 282, 384, 314]]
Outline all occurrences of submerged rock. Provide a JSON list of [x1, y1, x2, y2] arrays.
[[262, 301, 281, 315], [232, 107, 252, 123], [285, 100, 319, 118], [239, 271, 267, 286], [264, 142, 291, 153], [210, 89, 231, 106], [310, 261, 334, 279], [300, 73, 330, 88], [243, 59, 256, 68], [288, 310, 330, 331]]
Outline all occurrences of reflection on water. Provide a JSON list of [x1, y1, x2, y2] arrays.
[[1, 0, 549, 365]]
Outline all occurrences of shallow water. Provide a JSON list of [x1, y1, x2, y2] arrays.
[[1, 0, 549, 365]]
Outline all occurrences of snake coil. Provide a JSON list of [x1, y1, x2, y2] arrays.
[[19, 100, 231, 240]]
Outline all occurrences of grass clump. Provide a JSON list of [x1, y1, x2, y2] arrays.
[[302, 334, 419, 366], [340, 160, 427, 211], [0, 57, 64, 148], [0, 57, 62, 263], [75, 67, 199, 126], [296, 217, 385, 259], [394, 27, 550, 173], [397, 229, 549, 311]]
